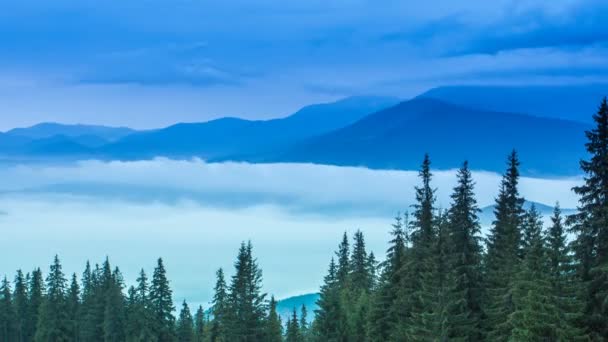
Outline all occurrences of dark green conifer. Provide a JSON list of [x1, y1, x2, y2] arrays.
[[265, 296, 282, 342], [35, 255, 70, 342], [285, 308, 301, 342], [210, 268, 228, 342], [176, 301, 194, 342], [484, 151, 525, 340], [568, 97, 608, 339], [445, 161, 484, 340], [227, 241, 266, 341], [150, 258, 176, 341], [14, 270, 29, 342], [67, 273, 80, 341], [0, 276, 16, 341]]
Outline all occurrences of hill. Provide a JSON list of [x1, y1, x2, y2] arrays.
[[278, 98, 590, 176], [419, 84, 608, 123]]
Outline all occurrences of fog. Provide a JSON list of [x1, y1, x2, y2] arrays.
[[0, 159, 582, 305]]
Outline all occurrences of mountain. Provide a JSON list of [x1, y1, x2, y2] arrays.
[[419, 84, 608, 123], [278, 98, 590, 176], [6, 122, 136, 141], [276, 293, 320, 323], [98, 96, 400, 160]]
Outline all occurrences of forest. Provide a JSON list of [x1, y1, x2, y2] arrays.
[[1, 98, 607, 341]]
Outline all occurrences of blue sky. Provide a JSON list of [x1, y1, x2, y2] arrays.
[[1, 0, 608, 129]]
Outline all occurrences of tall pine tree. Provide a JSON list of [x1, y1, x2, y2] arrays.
[[150, 258, 176, 342], [568, 97, 608, 339], [35, 255, 70, 342], [445, 161, 484, 341], [484, 151, 525, 340]]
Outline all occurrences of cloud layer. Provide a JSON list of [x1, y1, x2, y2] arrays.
[[0, 158, 584, 304]]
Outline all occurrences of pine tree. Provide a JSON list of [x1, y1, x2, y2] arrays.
[[397, 154, 438, 340], [127, 268, 156, 341], [210, 268, 228, 342], [445, 161, 484, 341], [507, 207, 562, 340], [193, 306, 206, 342], [368, 213, 407, 341], [66, 273, 80, 341], [547, 204, 587, 340], [484, 151, 525, 340], [568, 97, 608, 339], [14, 270, 29, 342], [346, 231, 373, 341], [285, 308, 301, 342], [350, 230, 371, 292], [265, 296, 282, 342], [0, 276, 16, 341], [104, 267, 127, 342], [26, 268, 43, 342], [177, 301, 195, 342], [336, 232, 350, 287], [299, 304, 309, 341], [227, 241, 267, 341], [35, 255, 70, 342], [312, 258, 345, 341], [150, 258, 176, 342]]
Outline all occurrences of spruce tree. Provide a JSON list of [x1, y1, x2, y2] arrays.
[[568, 97, 608, 339], [193, 305, 205, 342], [177, 301, 195, 342], [127, 268, 156, 341], [547, 204, 587, 340], [35, 255, 70, 342], [210, 268, 228, 342], [265, 296, 282, 342], [26, 268, 43, 342], [299, 304, 309, 341], [484, 151, 525, 340], [368, 214, 407, 341], [312, 258, 345, 341], [507, 207, 562, 340], [445, 161, 484, 341], [227, 241, 267, 341], [0, 276, 16, 341], [149, 258, 176, 342], [67, 273, 80, 341], [397, 154, 438, 340], [104, 267, 127, 342], [14, 270, 29, 342], [335, 232, 350, 287], [285, 308, 301, 342]]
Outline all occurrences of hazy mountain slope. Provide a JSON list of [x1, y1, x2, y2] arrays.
[[6, 122, 136, 141], [99, 96, 400, 160], [419, 84, 608, 123], [278, 98, 590, 176]]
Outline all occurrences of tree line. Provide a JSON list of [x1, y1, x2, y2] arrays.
[[1, 98, 608, 341]]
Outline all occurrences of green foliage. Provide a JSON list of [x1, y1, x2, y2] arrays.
[[568, 97, 608, 340], [484, 151, 525, 340], [226, 241, 267, 341], [176, 301, 194, 342], [193, 306, 206, 342], [150, 258, 176, 342], [265, 296, 282, 342], [35, 255, 70, 342], [0, 276, 17, 341]]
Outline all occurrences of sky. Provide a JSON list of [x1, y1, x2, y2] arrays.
[[0, 159, 582, 303], [1, 0, 608, 129]]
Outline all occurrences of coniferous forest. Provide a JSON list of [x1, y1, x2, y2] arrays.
[[1, 99, 608, 341]]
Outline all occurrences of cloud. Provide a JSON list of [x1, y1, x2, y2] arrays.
[[0, 159, 582, 216], [0, 157, 584, 304]]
